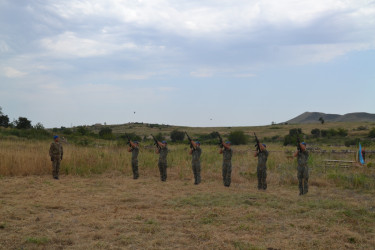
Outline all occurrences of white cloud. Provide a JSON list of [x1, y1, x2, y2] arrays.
[[2, 67, 27, 78], [0, 41, 10, 53]]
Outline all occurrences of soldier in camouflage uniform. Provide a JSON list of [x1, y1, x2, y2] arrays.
[[189, 140, 202, 185], [254, 143, 269, 190], [294, 142, 309, 195], [127, 140, 139, 179], [220, 141, 233, 187], [49, 135, 63, 180], [156, 140, 168, 182]]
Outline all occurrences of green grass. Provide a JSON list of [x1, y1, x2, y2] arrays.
[[26, 236, 49, 245]]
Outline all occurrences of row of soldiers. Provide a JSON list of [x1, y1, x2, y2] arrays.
[[49, 133, 309, 195]]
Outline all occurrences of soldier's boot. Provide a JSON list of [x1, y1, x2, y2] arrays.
[[262, 181, 267, 190], [196, 175, 201, 184]]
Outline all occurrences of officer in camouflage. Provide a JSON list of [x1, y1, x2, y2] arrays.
[[294, 142, 309, 195], [189, 140, 202, 185], [254, 143, 269, 190], [49, 135, 63, 180], [220, 141, 233, 187], [127, 140, 139, 179], [156, 140, 168, 182]]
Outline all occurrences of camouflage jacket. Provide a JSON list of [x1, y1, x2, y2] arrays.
[[192, 147, 202, 163], [222, 148, 232, 163], [297, 150, 309, 167], [49, 142, 63, 158], [158, 147, 168, 163], [256, 150, 269, 168]]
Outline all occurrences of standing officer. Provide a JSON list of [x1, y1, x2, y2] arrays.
[[254, 143, 269, 190], [49, 135, 63, 180], [220, 141, 233, 187], [156, 140, 168, 182], [294, 142, 309, 195], [189, 140, 202, 185], [127, 140, 139, 179]]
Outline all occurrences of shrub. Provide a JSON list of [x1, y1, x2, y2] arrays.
[[99, 127, 113, 139], [170, 130, 185, 142], [311, 128, 320, 138], [228, 130, 247, 145], [369, 128, 375, 138]]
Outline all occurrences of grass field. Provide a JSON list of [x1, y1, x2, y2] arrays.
[[1, 122, 375, 249]]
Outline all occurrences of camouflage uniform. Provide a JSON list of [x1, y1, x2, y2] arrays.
[[49, 141, 63, 179], [297, 150, 309, 195], [131, 147, 139, 179], [158, 147, 168, 181], [191, 147, 202, 184], [256, 150, 269, 190], [222, 148, 233, 187]]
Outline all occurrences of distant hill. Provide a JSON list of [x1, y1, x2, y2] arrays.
[[285, 112, 375, 124]]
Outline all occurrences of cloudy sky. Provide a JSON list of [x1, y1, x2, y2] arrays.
[[1, 0, 374, 128]]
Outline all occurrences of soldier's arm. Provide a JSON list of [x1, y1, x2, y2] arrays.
[[157, 141, 165, 148], [259, 143, 265, 151], [219, 149, 223, 154], [189, 148, 193, 155], [222, 143, 230, 150], [49, 144, 53, 157], [127, 147, 132, 152], [129, 141, 137, 148], [254, 151, 258, 157], [293, 151, 298, 157]]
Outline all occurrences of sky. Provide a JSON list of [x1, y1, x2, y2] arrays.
[[1, 0, 374, 128]]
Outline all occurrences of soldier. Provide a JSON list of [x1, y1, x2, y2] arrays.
[[189, 140, 202, 185], [294, 142, 309, 195], [156, 140, 168, 182], [254, 143, 268, 190], [127, 140, 139, 179], [49, 135, 63, 180], [220, 141, 233, 187]]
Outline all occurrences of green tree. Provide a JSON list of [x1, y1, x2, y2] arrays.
[[228, 130, 247, 145], [170, 130, 185, 142], [0, 114, 10, 128], [34, 122, 44, 130], [15, 117, 32, 129], [319, 117, 325, 124]]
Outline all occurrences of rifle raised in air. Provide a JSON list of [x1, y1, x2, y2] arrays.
[[296, 133, 302, 153], [151, 134, 161, 150], [126, 135, 131, 147], [217, 132, 224, 148], [185, 132, 195, 149], [254, 132, 260, 152]]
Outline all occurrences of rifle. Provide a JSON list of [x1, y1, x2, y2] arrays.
[[296, 133, 302, 153], [254, 132, 260, 152], [185, 132, 195, 149], [151, 134, 161, 150], [126, 135, 131, 147], [217, 132, 224, 148]]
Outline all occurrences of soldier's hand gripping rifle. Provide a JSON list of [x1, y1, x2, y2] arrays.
[[185, 132, 195, 149], [254, 132, 261, 152], [151, 134, 161, 150], [217, 132, 224, 148]]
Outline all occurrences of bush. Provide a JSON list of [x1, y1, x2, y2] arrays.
[[170, 130, 185, 142], [228, 130, 247, 145], [76, 126, 90, 136], [311, 128, 320, 138], [283, 128, 303, 146], [369, 128, 375, 138], [99, 127, 113, 139]]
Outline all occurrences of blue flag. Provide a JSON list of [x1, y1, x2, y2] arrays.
[[359, 143, 365, 165]]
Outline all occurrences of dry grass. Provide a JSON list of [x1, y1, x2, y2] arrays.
[[0, 173, 374, 249], [1, 136, 375, 249]]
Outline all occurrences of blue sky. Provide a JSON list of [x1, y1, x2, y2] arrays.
[[1, 0, 374, 128]]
